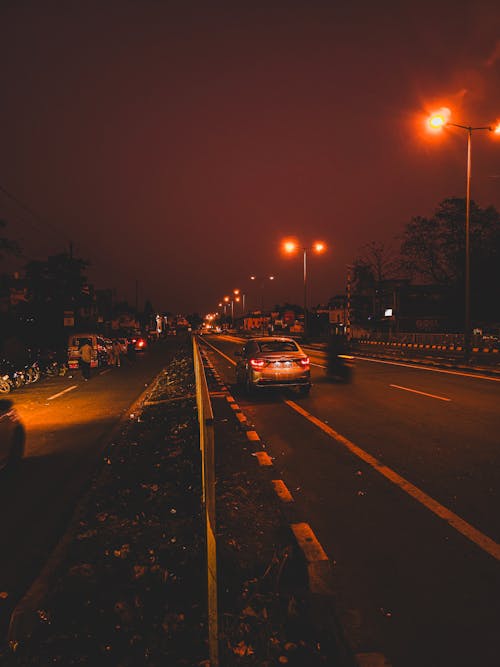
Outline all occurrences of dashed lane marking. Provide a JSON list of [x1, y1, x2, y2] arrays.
[[272, 479, 294, 502], [246, 430, 260, 442], [285, 399, 500, 562], [350, 355, 500, 382], [236, 412, 247, 424], [291, 523, 328, 562], [99, 368, 112, 375], [389, 384, 451, 402], [254, 451, 273, 466], [230, 403, 240, 410], [47, 385, 78, 401]]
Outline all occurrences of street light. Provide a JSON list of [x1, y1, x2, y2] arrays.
[[283, 239, 326, 339], [250, 274, 275, 333], [427, 108, 499, 361]]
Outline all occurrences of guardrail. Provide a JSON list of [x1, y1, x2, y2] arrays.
[[193, 337, 218, 666]]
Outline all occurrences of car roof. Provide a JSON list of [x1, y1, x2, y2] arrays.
[[248, 336, 296, 343]]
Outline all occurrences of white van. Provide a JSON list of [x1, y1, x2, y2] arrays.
[[67, 333, 108, 370]]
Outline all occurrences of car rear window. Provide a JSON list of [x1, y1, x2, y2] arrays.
[[258, 341, 299, 352]]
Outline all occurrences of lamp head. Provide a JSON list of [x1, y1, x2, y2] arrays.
[[427, 107, 451, 131]]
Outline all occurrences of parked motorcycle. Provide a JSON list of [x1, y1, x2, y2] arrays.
[[24, 360, 41, 384], [0, 373, 11, 394]]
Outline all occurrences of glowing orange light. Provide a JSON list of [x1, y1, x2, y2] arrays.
[[284, 240, 297, 253], [224, 296, 230, 302], [494, 121, 500, 134], [427, 107, 451, 131], [233, 288, 240, 295], [313, 242, 326, 253]]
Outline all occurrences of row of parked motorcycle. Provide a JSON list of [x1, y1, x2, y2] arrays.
[[0, 351, 68, 394]]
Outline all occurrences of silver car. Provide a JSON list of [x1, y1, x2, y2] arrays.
[[236, 337, 311, 395], [0, 399, 25, 471]]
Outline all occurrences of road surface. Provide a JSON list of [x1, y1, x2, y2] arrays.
[[201, 334, 500, 667]]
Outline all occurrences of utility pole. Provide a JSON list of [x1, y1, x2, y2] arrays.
[[346, 265, 352, 341]]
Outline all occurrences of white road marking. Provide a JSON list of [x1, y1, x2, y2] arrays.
[[351, 355, 500, 382], [47, 385, 78, 401], [99, 368, 112, 375], [253, 451, 273, 466], [285, 399, 500, 562], [389, 384, 451, 402], [291, 522, 328, 562], [272, 479, 294, 503]]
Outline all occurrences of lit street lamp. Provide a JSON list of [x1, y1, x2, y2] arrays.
[[427, 109, 500, 361], [283, 239, 326, 339], [250, 274, 275, 333]]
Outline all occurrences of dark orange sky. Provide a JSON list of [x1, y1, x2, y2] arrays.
[[1, 0, 499, 314]]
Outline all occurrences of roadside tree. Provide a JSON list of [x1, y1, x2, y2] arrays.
[[400, 197, 500, 326]]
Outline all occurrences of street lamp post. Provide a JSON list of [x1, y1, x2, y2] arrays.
[[283, 240, 326, 340], [250, 275, 275, 332], [427, 110, 499, 361]]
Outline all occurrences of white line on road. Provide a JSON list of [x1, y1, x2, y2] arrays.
[[351, 355, 500, 382], [99, 368, 112, 375], [47, 385, 78, 401], [389, 384, 451, 401], [284, 399, 500, 561]]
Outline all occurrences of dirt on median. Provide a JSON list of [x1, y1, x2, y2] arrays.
[[1, 342, 337, 666]]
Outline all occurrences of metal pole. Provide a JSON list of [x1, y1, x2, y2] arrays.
[[303, 248, 307, 339], [346, 265, 352, 341], [464, 128, 472, 363], [261, 283, 265, 334], [446, 121, 491, 361]]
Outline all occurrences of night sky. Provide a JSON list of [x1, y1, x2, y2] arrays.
[[1, 0, 499, 315]]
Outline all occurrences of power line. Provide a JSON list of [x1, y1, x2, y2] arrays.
[[0, 183, 71, 243]]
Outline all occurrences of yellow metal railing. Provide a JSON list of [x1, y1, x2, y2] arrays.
[[193, 337, 218, 666]]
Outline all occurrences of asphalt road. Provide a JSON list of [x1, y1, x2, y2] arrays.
[[201, 334, 500, 667], [0, 339, 181, 640]]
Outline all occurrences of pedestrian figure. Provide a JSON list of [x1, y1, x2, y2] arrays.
[[112, 339, 121, 367], [79, 338, 93, 380]]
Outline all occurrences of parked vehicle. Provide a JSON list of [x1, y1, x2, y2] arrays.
[[0, 399, 25, 470], [235, 336, 311, 395], [67, 333, 108, 370], [24, 360, 41, 384], [0, 359, 24, 391], [0, 373, 11, 394]]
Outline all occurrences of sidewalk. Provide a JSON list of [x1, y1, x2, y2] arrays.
[[2, 342, 352, 666]]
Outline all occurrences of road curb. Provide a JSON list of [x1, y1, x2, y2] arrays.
[[7, 367, 167, 644]]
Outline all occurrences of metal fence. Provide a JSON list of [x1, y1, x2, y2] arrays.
[[356, 331, 499, 349], [193, 337, 218, 666]]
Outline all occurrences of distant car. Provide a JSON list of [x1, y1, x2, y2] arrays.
[[67, 333, 109, 370], [235, 336, 311, 395], [131, 336, 148, 352], [0, 399, 25, 470]]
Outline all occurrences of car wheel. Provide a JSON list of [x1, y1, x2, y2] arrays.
[[0, 378, 11, 394], [8, 425, 25, 470]]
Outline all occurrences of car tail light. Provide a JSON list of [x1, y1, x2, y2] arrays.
[[299, 357, 310, 368], [249, 358, 265, 369], [137, 339, 145, 348]]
